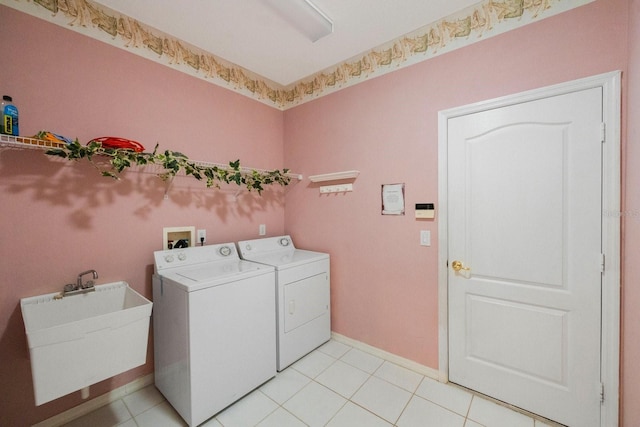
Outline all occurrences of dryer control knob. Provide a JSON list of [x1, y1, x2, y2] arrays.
[[164, 254, 174, 263], [178, 252, 187, 261], [245, 244, 252, 251]]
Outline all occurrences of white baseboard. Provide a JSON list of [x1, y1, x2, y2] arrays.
[[34, 374, 155, 427], [330, 332, 441, 380]]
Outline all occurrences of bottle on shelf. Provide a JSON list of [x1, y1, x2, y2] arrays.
[[1, 95, 19, 136]]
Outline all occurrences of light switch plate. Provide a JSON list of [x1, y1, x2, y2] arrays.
[[420, 230, 431, 246]]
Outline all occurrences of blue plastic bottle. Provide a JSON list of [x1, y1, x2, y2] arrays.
[[1, 95, 19, 136]]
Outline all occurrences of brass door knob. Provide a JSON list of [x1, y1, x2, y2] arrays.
[[451, 260, 470, 272]]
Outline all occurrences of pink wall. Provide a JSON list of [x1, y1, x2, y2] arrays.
[[2, 0, 639, 425], [0, 6, 286, 425], [284, 0, 637, 424]]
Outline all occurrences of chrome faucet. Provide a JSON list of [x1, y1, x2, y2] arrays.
[[60, 270, 98, 297], [77, 269, 98, 289]]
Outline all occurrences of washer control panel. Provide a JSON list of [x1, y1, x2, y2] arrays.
[[154, 243, 238, 272], [278, 237, 291, 247]]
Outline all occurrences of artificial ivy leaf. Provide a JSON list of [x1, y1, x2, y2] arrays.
[[45, 148, 68, 158], [101, 171, 120, 180], [43, 141, 291, 192]]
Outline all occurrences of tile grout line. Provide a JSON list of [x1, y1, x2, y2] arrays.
[[390, 389, 413, 426], [464, 395, 477, 427], [255, 387, 308, 427], [119, 399, 135, 426], [325, 362, 387, 426], [261, 345, 392, 426]]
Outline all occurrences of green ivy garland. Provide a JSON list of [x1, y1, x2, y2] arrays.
[[44, 139, 291, 194]]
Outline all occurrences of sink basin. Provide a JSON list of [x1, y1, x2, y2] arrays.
[[20, 281, 152, 405]]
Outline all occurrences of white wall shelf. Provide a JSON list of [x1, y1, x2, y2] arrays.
[[308, 170, 359, 183]]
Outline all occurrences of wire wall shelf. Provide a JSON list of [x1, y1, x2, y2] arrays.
[[0, 134, 66, 150], [0, 134, 303, 183]]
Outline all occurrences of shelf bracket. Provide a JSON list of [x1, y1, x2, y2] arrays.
[[163, 175, 175, 200]]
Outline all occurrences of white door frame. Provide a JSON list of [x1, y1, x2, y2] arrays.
[[437, 71, 621, 427]]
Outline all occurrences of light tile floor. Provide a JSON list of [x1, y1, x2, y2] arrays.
[[62, 340, 559, 427]]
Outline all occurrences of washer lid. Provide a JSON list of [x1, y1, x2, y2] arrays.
[[159, 260, 274, 291], [175, 260, 261, 281]]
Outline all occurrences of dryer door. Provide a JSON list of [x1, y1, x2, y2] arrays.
[[283, 272, 329, 333]]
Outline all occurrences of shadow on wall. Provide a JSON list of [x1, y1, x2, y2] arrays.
[[0, 303, 36, 420], [0, 148, 287, 227], [0, 143, 292, 426]]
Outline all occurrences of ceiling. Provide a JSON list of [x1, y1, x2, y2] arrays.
[[92, 0, 481, 87]]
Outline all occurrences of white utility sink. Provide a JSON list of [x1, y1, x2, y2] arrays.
[[20, 281, 152, 405]]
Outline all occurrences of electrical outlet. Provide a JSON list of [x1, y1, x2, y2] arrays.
[[259, 224, 266, 236], [197, 229, 206, 244]]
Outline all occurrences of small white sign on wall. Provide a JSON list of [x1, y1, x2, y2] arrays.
[[382, 183, 405, 215]]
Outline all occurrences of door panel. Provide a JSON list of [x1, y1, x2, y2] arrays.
[[448, 88, 602, 427], [466, 295, 567, 385], [468, 123, 566, 287]]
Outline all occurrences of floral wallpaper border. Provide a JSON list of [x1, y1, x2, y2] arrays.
[[3, 0, 593, 110]]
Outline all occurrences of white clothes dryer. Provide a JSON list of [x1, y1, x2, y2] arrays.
[[237, 235, 330, 371], [152, 243, 276, 427]]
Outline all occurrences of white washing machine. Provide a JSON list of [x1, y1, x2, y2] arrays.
[[237, 235, 330, 371], [152, 243, 276, 427]]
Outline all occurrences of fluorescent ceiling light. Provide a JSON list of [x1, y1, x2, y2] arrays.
[[263, 0, 333, 42]]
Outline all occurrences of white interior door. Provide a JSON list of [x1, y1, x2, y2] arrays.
[[447, 88, 603, 427]]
